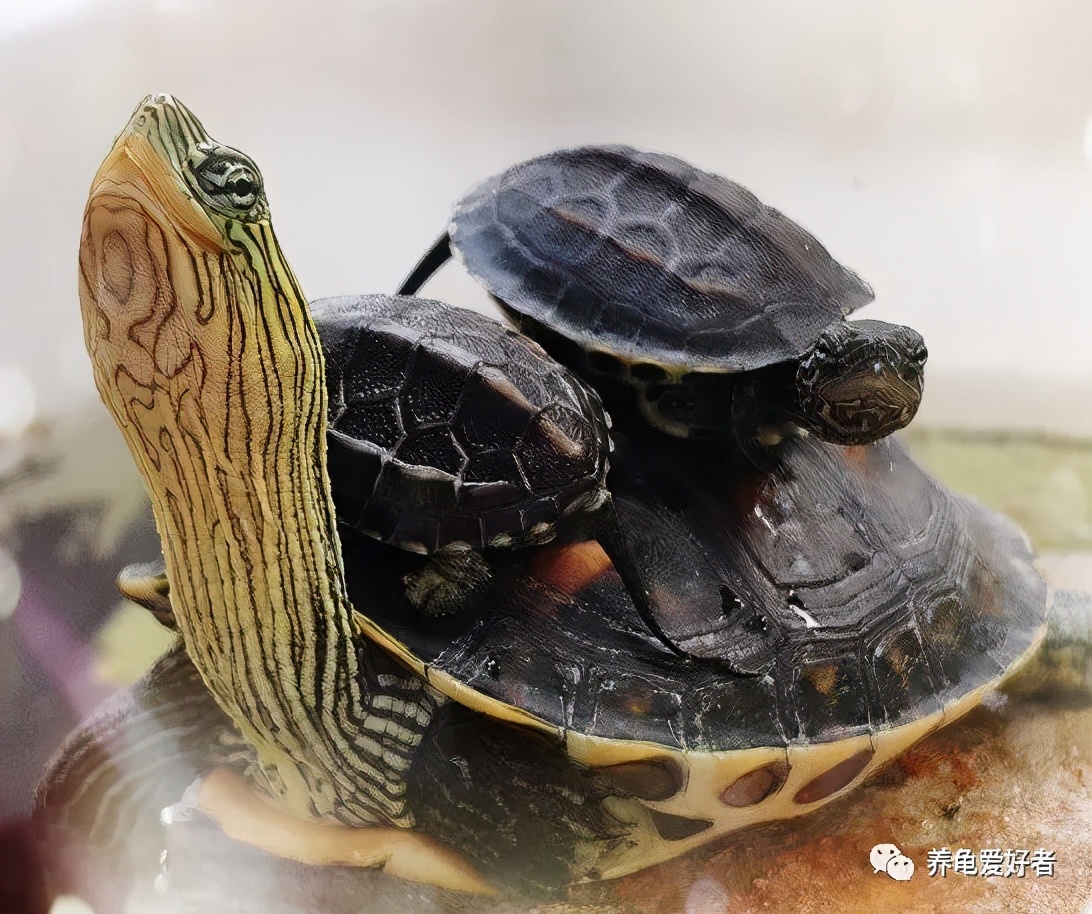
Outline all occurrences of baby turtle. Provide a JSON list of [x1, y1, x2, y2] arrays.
[[38, 95, 1069, 909], [314, 294, 609, 557], [312, 293, 660, 624], [398, 145, 927, 449]]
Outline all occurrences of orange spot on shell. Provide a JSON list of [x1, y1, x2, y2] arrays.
[[804, 664, 839, 696]]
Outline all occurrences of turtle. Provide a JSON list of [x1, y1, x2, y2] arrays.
[[36, 95, 1079, 908], [397, 145, 928, 453]]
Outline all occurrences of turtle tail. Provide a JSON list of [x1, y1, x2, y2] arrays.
[[396, 233, 452, 296]]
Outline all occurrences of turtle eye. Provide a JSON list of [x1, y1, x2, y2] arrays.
[[193, 149, 263, 214]]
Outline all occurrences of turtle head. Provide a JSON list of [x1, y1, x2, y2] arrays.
[[76, 99, 403, 824], [79, 93, 295, 391], [78, 94, 322, 483], [792, 320, 927, 445]]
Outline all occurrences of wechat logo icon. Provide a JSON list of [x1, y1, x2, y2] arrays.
[[870, 843, 915, 881]]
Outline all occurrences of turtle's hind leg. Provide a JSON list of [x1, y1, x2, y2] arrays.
[[583, 498, 687, 659]]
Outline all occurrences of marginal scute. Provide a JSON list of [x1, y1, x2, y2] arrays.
[[868, 625, 943, 726]]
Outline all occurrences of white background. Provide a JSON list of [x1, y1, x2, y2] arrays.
[[1, 0, 1090, 436]]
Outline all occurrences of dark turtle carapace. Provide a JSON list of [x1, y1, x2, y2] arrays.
[[312, 294, 676, 648], [399, 145, 927, 449], [313, 294, 610, 556]]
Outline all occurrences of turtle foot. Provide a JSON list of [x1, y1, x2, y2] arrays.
[[194, 766, 498, 896], [402, 545, 492, 617]]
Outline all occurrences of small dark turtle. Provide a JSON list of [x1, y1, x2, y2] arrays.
[[313, 293, 609, 556], [312, 292, 615, 617], [398, 145, 927, 450]]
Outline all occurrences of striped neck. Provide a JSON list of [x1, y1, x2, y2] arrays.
[[78, 98, 397, 825]]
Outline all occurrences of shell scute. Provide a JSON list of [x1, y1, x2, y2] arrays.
[[334, 398, 403, 451], [867, 625, 944, 727], [791, 654, 873, 741], [395, 428, 465, 477], [401, 344, 472, 430]]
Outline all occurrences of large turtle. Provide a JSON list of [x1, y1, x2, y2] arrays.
[[37, 96, 1071, 908], [397, 145, 927, 451]]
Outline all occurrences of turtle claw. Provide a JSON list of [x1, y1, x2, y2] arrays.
[[159, 779, 201, 827]]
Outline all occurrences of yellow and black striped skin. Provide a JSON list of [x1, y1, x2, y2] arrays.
[[78, 94, 431, 827]]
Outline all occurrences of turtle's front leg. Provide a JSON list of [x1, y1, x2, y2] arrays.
[[401, 544, 492, 617], [189, 767, 496, 894]]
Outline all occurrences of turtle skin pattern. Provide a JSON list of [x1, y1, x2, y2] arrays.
[[35, 644, 629, 901], [313, 295, 611, 552], [450, 145, 874, 374]]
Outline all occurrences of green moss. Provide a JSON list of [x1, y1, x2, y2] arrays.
[[901, 429, 1092, 551]]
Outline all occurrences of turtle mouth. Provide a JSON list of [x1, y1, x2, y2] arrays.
[[85, 95, 227, 256]]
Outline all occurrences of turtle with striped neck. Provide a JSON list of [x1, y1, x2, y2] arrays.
[[37, 96, 1070, 908]]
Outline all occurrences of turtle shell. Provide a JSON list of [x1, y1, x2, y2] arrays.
[[448, 145, 874, 375], [347, 433, 1047, 875], [312, 294, 610, 552]]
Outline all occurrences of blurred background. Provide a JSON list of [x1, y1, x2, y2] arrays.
[[1, 0, 1091, 437], [1, 2, 1090, 912]]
